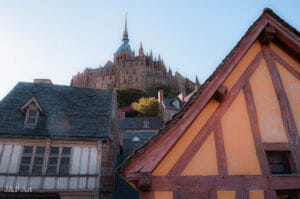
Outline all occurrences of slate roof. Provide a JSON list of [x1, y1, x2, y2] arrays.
[[0, 82, 113, 140], [114, 131, 157, 199], [162, 98, 181, 110], [122, 131, 157, 140], [118, 117, 163, 130]]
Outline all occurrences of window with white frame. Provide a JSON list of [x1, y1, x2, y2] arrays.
[[19, 146, 46, 175], [20, 97, 43, 128], [25, 109, 39, 126], [19, 146, 71, 175], [46, 147, 71, 175]]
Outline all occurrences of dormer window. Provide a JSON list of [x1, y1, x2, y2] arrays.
[[20, 97, 43, 128], [25, 110, 39, 126]]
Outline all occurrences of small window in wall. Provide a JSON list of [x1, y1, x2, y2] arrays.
[[19, 146, 46, 175], [19, 146, 71, 175], [21, 97, 43, 128], [25, 110, 39, 126], [266, 151, 295, 175], [276, 190, 300, 199], [47, 147, 71, 175]]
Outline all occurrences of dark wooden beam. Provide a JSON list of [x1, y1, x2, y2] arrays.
[[265, 190, 277, 199], [138, 172, 151, 191], [270, 49, 300, 80], [213, 85, 228, 102], [139, 191, 154, 199], [236, 190, 249, 199], [214, 121, 228, 175], [243, 82, 271, 175], [260, 26, 276, 45], [263, 143, 291, 151], [151, 175, 300, 192], [272, 37, 300, 63]]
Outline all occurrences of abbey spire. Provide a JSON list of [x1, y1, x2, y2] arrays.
[[115, 13, 132, 54], [139, 42, 144, 57], [122, 13, 129, 41]]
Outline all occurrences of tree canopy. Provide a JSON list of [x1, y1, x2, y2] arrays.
[[132, 97, 159, 117], [117, 88, 145, 108]]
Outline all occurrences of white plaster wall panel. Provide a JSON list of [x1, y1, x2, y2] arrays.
[[80, 147, 89, 174], [69, 177, 77, 189], [8, 145, 22, 173], [16, 177, 28, 188], [0, 144, 12, 172], [78, 177, 86, 189], [89, 147, 97, 174], [6, 176, 15, 187], [70, 147, 81, 174], [44, 177, 55, 189], [29, 177, 41, 189], [0, 176, 5, 188], [87, 177, 95, 190], [57, 177, 68, 189]]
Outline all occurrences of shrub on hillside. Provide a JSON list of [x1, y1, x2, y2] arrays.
[[132, 97, 159, 117]]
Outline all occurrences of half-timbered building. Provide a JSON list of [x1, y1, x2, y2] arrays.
[[119, 9, 300, 199], [0, 80, 117, 199]]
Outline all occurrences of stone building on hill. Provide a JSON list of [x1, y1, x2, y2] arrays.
[[71, 17, 196, 96]]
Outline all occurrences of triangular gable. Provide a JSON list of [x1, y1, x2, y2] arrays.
[[118, 8, 300, 188], [20, 96, 44, 114]]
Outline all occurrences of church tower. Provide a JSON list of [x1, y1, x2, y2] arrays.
[[114, 14, 133, 63], [71, 14, 196, 94]]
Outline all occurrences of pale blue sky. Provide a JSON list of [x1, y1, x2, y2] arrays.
[[0, 1, 299, 99]]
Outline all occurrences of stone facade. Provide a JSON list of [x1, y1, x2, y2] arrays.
[[71, 18, 195, 95]]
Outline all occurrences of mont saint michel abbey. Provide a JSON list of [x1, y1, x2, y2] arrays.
[[71, 18, 196, 95]]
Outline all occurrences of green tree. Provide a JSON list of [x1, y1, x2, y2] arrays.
[[132, 97, 159, 117], [117, 88, 145, 108], [146, 84, 179, 98]]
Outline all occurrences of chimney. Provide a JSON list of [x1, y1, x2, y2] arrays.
[[34, 79, 53, 85], [178, 92, 185, 102], [158, 89, 164, 103]]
